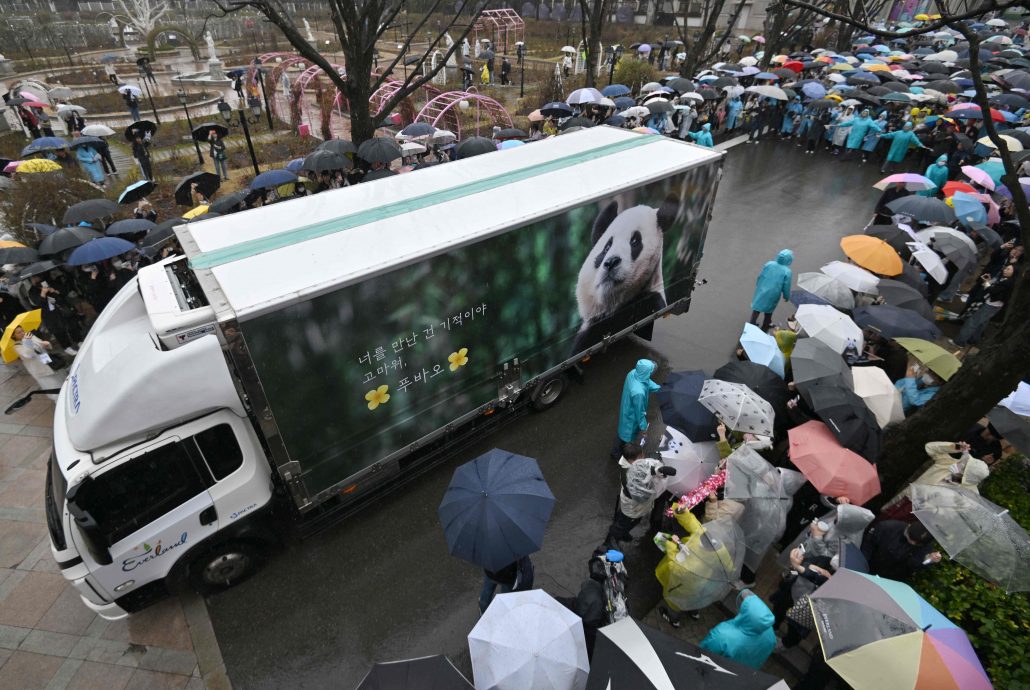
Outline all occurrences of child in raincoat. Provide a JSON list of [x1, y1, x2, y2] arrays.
[[700, 590, 776, 669], [878, 121, 929, 173]]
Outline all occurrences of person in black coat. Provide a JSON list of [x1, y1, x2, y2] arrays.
[[861, 520, 940, 582]]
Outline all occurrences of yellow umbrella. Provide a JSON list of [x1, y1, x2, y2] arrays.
[[16, 159, 62, 174], [976, 135, 1023, 152], [826, 94, 844, 102], [0, 241, 26, 249], [864, 63, 891, 72], [182, 204, 209, 220], [830, 63, 854, 71], [1, 310, 42, 364], [275, 176, 315, 198], [914, 13, 930, 20], [840, 235, 904, 276]]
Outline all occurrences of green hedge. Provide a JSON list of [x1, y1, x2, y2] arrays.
[[912, 456, 1030, 690]]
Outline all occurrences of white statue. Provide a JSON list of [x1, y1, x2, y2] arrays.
[[461, 38, 470, 58], [444, 33, 457, 68], [205, 31, 218, 62], [303, 18, 314, 42]]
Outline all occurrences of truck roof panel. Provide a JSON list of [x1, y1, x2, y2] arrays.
[[177, 127, 722, 320]]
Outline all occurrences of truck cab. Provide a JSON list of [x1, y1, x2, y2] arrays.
[[47, 258, 273, 619]]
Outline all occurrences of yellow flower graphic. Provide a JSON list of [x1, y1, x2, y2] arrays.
[[364, 385, 390, 410], [448, 347, 469, 371]]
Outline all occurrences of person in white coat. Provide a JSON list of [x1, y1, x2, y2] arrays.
[[12, 326, 67, 399]]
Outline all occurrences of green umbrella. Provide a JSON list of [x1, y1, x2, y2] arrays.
[[894, 337, 961, 381]]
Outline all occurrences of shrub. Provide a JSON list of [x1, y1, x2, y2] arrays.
[[613, 59, 659, 95], [0, 170, 98, 243], [912, 456, 1030, 689]]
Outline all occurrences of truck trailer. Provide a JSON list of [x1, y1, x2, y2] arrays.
[[47, 127, 723, 618]]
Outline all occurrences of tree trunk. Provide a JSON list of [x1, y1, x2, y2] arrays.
[[580, 0, 611, 88], [761, 6, 787, 68], [682, 0, 727, 77], [345, 50, 376, 145]]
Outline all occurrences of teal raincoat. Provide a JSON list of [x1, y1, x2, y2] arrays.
[[880, 125, 926, 163], [689, 123, 714, 147], [617, 359, 660, 442], [750, 249, 793, 313], [700, 594, 776, 669], [921, 154, 950, 196], [838, 112, 881, 150]]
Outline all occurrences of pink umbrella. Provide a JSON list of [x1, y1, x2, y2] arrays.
[[19, 90, 39, 101], [787, 421, 881, 505], [22, 101, 48, 110], [968, 192, 1001, 225], [873, 173, 937, 191], [3, 161, 23, 173], [961, 164, 996, 191]]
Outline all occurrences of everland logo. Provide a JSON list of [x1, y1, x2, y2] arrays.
[[121, 532, 188, 572], [69, 372, 81, 414]]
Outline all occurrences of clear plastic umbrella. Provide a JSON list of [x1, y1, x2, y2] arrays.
[[725, 446, 806, 571], [820, 260, 880, 294], [657, 426, 720, 496], [655, 515, 744, 611], [698, 379, 775, 436], [911, 484, 1030, 593], [797, 272, 855, 310]]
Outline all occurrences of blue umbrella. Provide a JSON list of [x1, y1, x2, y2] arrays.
[[853, 304, 941, 340], [117, 179, 155, 205], [66, 237, 135, 266], [952, 191, 988, 226], [789, 288, 833, 307], [739, 322, 786, 378], [603, 115, 627, 127], [438, 449, 555, 571], [285, 157, 305, 173], [655, 370, 719, 442], [498, 139, 525, 150], [602, 84, 631, 97], [802, 82, 827, 100], [613, 96, 635, 109], [975, 160, 1005, 184], [249, 169, 297, 191], [106, 218, 156, 237], [21, 137, 69, 156]]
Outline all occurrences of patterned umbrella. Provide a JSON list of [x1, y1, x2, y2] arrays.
[[809, 569, 992, 690], [657, 426, 720, 497], [698, 379, 774, 436]]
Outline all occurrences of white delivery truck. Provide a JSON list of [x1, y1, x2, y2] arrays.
[[46, 127, 723, 618]]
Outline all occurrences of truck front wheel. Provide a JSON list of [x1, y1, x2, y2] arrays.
[[531, 374, 568, 411], [188, 540, 264, 594]]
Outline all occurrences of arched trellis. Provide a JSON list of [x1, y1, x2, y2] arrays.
[[146, 26, 200, 60], [295, 63, 346, 134], [259, 54, 309, 124], [415, 91, 513, 140]]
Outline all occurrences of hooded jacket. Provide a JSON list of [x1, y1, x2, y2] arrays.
[[880, 125, 926, 163], [921, 154, 950, 196], [689, 122, 714, 147], [750, 249, 794, 313], [839, 112, 882, 150], [617, 359, 661, 442], [700, 594, 776, 669]]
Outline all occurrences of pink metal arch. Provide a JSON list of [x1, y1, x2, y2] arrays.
[[415, 91, 513, 140]]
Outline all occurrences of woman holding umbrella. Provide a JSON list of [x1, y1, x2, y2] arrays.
[[73, 138, 106, 186], [66, 109, 86, 134], [131, 134, 153, 181], [209, 130, 229, 181]]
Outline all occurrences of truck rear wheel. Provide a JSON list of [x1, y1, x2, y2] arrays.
[[188, 540, 264, 594], [531, 374, 568, 411]]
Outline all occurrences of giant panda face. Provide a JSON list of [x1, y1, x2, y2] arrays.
[[589, 205, 662, 296]]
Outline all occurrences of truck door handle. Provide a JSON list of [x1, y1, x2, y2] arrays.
[[199, 507, 217, 526]]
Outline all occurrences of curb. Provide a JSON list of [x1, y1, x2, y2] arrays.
[[181, 592, 232, 690]]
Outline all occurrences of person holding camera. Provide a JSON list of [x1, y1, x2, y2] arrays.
[[606, 443, 676, 545]]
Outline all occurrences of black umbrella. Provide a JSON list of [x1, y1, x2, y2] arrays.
[[0, 246, 39, 264], [478, 48, 495, 60], [186, 212, 222, 222], [665, 77, 694, 93], [713, 360, 791, 428], [587, 617, 787, 689], [655, 370, 719, 442], [540, 101, 574, 118], [302, 149, 351, 172], [209, 191, 248, 214], [62, 198, 118, 226], [140, 218, 182, 251], [561, 116, 596, 130], [853, 304, 941, 340], [25, 223, 59, 237], [493, 127, 527, 139], [698, 88, 721, 100], [357, 137, 403, 164], [175, 172, 221, 206], [117, 179, 155, 205], [456, 136, 496, 159], [808, 98, 837, 110], [38, 227, 103, 256], [68, 136, 106, 150], [403, 54, 423, 66], [712, 76, 739, 88], [18, 260, 62, 281], [356, 654, 473, 690], [106, 218, 156, 238], [987, 406, 1030, 456], [791, 337, 852, 389], [805, 384, 881, 461], [191, 123, 229, 141], [864, 225, 913, 259], [887, 195, 956, 224], [895, 260, 929, 297], [924, 79, 959, 93], [646, 99, 674, 114], [363, 168, 398, 181], [123, 120, 157, 141], [875, 279, 934, 320], [317, 138, 357, 156]]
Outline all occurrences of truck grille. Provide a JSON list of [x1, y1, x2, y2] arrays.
[[45, 453, 67, 551]]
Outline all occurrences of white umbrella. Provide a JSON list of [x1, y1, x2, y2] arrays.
[[915, 226, 977, 255], [657, 426, 720, 496], [1000, 382, 1030, 416], [820, 260, 879, 294], [724, 85, 746, 97], [639, 81, 663, 94], [80, 124, 116, 137], [849, 366, 904, 428], [430, 129, 457, 143], [739, 56, 758, 66], [797, 272, 855, 310], [620, 105, 650, 118], [47, 86, 74, 100], [986, 17, 1008, 27], [680, 91, 705, 101], [794, 304, 864, 354], [469, 590, 588, 690], [746, 84, 789, 100], [401, 141, 427, 155], [561, 45, 577, 53], [906, 241, 948, 284], [117, 84, 142, 98], [699, 379, 775, 436], [567, 87, 603, 105], [57, 104, 86, 118]]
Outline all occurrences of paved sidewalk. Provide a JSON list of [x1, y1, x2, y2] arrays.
[[0, 364, 231, 690]]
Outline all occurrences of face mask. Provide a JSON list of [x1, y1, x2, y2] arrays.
[[921, 374, 936, 386]]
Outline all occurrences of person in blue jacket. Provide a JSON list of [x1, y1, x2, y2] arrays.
[[611, 359, 661, 459], [74, 143, 105, 185], [895, 371, 941, 414], [700, 590, 776, 669], [878, 121, 929, 173], [861, 111, 888, 160], [838, 108, 882, 162], [780, 96, 803, 137], [689, 122, 714, 147], [749, 249, 794, 331], [920, 153, 950, 196], [725, 95, 743, 131]]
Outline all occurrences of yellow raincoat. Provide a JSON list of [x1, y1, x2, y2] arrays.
[[480, 64, 490, 85], [654, 507, 738, 612]]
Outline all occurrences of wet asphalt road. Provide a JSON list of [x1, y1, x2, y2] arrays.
[[204, 140, 886, 689]]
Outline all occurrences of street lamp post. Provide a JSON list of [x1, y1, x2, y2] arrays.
[[137, 60, 160, 123], [608, 45, 623, 85], [178, 88, 203, 165], [517, 42, 526, 99], [256, 67, 274, 130], [219, 99, 260, 176]]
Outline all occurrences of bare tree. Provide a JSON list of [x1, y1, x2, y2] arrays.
[[577, 0, 614, 88], [782, 0, 1030, 502], [113, 0, 172, 36], [674, 0, 749, 78], [210, 0, 488, 146]]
